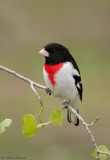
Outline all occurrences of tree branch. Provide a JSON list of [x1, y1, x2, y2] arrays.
[[0, 65, 110, 160], [30, 82, 43, 107], [0, 65, 46, 90]]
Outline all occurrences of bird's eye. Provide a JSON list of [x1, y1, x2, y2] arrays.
[[51, 49, 56, 52]]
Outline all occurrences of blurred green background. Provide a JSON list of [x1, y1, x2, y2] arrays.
[[0, 0, 110, 160]]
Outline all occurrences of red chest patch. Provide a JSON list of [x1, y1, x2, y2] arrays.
[[44, 63, 64, 86]]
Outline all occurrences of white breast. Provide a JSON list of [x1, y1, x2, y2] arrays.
[[43, 62, 79, 101]]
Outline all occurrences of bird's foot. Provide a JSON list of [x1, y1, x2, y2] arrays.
[[62, 100, 70, 109], [46, 87, 52, 96]]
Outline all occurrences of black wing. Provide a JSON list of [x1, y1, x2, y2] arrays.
[[73, 75, 83, 101], [69, 55, 83, 101]]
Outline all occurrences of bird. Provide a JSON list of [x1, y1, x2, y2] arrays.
[[38, 43, 83, 126]]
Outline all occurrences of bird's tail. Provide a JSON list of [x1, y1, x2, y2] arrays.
[[67, 106, 79, 126]]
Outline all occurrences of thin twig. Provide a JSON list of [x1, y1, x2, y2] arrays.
[[88, 117, 100, 127], [0, 65, 110, 160], [61, 98, 100, 156], [0, 65, 46, 90], [30, 82, 43, 107], [97, 150, 110, 157]]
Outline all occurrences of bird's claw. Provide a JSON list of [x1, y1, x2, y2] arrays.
[[62, 100, 70, 109], [46, 88, 52, 96], [62, 106, 68, 109]]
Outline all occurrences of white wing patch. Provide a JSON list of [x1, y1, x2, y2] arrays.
[[73, 68, 80, 77]]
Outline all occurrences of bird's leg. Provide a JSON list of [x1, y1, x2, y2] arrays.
[[62, 100, 70, 109], [46, 87, 52, 96]]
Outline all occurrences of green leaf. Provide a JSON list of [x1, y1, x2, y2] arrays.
[[50, 110, 63, 126], [92, 145, 110, 160], [22, 114, 37, 138], [107, 151, 110, 155], [0, 119, 12, 135]]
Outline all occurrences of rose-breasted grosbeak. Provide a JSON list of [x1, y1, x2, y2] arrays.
[[39, 43, 83, 126]]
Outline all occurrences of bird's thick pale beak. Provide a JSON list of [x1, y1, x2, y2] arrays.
[[39, 48, 49, 57]]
